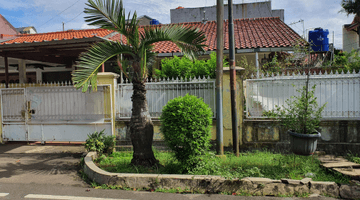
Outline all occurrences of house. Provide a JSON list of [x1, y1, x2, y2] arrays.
[[16, 26, 37, 34], [343, 15, 360, 53], [0, 17, 303, 85], [0, 29, 115, 84], [0, 14, 18, 36], [126, 15, 160, 26], [171, 1, 284, 23]]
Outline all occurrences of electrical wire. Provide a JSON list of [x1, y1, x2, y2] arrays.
[[37, 0, 82, 28], [66, 11, 84, 23]]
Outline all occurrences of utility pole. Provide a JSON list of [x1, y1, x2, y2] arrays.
[[228, 0, 239, 157], [216, 0, 224, 155], [332, 31, 335, 62], [62, 22, 65, 31]]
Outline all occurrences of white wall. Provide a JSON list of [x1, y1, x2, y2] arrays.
[[171, 1, 284, 24], [343, 26, 359, 53]]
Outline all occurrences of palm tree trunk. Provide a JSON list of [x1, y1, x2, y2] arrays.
[[130, 80, 159, 167]]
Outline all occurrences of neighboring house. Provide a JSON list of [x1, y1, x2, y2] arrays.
[[126, 15, 160, 26], [16, 26, 37, 34], [0, 17, 303, 84], [0, 29, 114, 83], [343, 15, 360, 53], [0, 14, 19, 43], [171, 1, 284, 24], [0, 14, 18, 36]]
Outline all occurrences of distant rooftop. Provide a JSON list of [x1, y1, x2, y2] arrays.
[[16, 26, 37, 34]]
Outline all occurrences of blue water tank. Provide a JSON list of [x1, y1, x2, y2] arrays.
[[308, 28, 329, 51], [150, 19, 160, 25]]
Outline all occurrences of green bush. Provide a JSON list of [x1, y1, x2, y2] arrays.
[[160, 94, 213, 171], [85, 130, 115, 155], [155, 52, 228, 79]]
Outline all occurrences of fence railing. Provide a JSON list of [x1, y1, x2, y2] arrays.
[[116, 77, 216, 119], [0, 81, 73, 88], [246, 70, 360, 120]]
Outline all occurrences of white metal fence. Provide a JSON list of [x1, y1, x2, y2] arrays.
[[246, 70, 360, 120], [116, 77, 216, 119]]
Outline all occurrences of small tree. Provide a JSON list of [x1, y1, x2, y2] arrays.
[[160, 94, 212, 171], [262, 41, 328, 135], [72, 0, 207, 167], [265, 85, 327, 134]]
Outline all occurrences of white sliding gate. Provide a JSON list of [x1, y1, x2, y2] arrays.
[[1, 85, 112, 142]]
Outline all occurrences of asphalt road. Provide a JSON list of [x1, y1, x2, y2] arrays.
[[0, 182, 340, 200]]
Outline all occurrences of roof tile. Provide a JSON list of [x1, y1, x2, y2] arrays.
[[1, 29, 113, 44]]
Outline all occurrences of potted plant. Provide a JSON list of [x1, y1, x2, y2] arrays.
[[265, 77, 327, 155]]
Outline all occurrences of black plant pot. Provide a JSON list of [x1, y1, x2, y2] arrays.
[[288, 130, 321, 156]]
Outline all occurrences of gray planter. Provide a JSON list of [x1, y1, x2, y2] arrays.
[[288, 130, 321, 156]]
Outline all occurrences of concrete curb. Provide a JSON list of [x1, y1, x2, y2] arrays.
[[83, 152, 358, 198]]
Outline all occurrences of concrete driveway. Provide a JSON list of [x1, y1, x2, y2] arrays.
[[0, 143, 89, 187]]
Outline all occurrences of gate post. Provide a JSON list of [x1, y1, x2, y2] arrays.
[[97, 72, 120, 136], [222, 67, 245, 148]]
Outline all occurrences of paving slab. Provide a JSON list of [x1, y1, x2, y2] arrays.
[[333, 168, 360, 177], [318, 157, 348, 163], [321, 162, 360, 168]]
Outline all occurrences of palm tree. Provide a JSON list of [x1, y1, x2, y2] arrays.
[[72, 0, 206, 166]]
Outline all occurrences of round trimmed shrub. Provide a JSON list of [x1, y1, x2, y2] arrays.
[[160, 94, 213, 169]]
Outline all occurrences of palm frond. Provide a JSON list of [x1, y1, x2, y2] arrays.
[[72, 41, 135, 92], [123, 11, 140, 50], [140, 24, 207, 60], [84, 0, 127, 32]]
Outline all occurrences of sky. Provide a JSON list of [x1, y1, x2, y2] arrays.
[[0, 0, 355, 49]]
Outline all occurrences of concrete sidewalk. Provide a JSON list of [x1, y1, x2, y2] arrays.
[[0, 142, 89, 187]]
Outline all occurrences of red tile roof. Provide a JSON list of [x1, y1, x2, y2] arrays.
[[109, 17, 304, 53], [1, 28, 113, 44], [1, 17, 303, 54]]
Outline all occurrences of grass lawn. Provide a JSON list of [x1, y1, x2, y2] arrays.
[[95, 150, 351, 184]]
